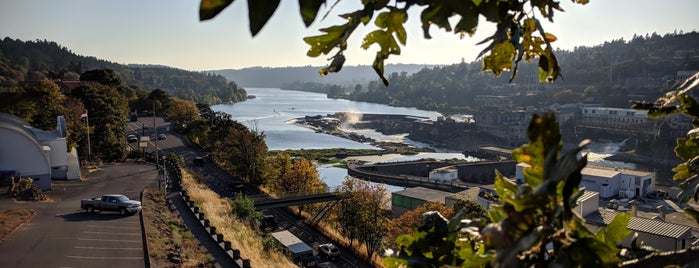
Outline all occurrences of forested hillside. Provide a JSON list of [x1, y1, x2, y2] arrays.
[[0, 37, 245, 104], [284, 31, 699, 114], [209, 64, 434, 88]]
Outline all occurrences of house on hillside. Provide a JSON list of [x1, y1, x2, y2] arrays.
[[0, 113, 81, 191]]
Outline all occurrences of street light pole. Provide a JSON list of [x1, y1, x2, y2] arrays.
[[154, 101, 159, 170]]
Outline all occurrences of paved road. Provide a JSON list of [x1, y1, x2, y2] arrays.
[[0, 163, 157, 268]]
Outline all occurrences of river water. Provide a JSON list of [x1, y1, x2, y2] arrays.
[[212, 88, 633, 191]]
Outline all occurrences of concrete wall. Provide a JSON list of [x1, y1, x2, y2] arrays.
[[456, 160, 516, 184]]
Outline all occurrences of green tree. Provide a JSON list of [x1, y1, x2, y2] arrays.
[[231, 192, 260, 224], [336, 177, 388, 258], [263, 152, 293, 194], [148, 89, 172, 116], [167, 98, 200, 132], [71, 82, 129, 161], [0, 80, 66, 131]]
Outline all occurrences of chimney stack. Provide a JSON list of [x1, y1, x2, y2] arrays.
[[657, 205, 666, 221], [630, 200, 638, 217]]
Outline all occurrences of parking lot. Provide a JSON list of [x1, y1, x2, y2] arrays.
[[0, 163, 157, 268]]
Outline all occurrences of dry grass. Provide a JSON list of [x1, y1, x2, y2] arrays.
[[298, 208, 386, 267], [181, 170, 294, 268], [142, 189, 214, 267], [0, 208, 35, 241]]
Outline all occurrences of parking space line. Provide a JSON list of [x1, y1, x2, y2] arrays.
[[87, 225, 141, 230], [83, 231, 141, 236], [66, 256, 143, 260], [77, 238, 141, 243], [75, 246, 141, 250]]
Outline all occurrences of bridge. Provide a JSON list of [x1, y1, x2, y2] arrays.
[[251, 191, 344, 211]]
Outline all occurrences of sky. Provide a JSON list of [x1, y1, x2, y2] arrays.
[[1, 0, 697, 71]]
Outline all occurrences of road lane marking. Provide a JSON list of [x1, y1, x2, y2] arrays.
[[87, 225, 141, 230], [75, 246, 141, 250], [77, 238, 140, 243], [66, 256, 143, 260], [83, 231, 141, 236]]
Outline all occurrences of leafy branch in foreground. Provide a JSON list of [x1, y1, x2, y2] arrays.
[[199, 0, 589, 85], [631, 71, 699, 225], [385, 113, 633, 267], [386, 110, 699, 267]]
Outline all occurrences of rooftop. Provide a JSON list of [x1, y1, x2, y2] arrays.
[[393, 186, 451, 202], [587, 208, 693, 239], [581, 167, 620, 178]]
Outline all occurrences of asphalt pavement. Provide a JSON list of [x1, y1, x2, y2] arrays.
[[0, 163, 158, 268]]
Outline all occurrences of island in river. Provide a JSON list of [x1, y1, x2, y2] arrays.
[[289, 112, 502, 151]]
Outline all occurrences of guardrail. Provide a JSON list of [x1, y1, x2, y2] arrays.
[[149, 152, 249, 268]]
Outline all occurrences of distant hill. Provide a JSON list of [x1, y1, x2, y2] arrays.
[[0, 37, 245, 104], [208, 64, 436, 88]]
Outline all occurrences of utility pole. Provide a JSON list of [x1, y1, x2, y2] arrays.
[[154, 101, 159, 170]]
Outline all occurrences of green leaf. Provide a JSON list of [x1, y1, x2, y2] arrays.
[[597, 212, 631, 248], [319, 53, 345, 76], [374, 9, 408, 45], [247, 0, 281, 36], [304, 24, 349, 57], [420, 2, 452, 39], [684, 207, 699, 225], [199, 0, 235, 21], [298, 0, 325, 27], [674, 137, 699, 162], [679, 93, 699, 118], [481, 41, 514, 77]]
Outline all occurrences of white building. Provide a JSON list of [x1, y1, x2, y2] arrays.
[[575, 190, 600, 218], [580, 167, 621, 198], [429, 166, 458, 183], [0, 113, 81, 191], [517, 162, 656, 199], [579, 107, 656, 135]]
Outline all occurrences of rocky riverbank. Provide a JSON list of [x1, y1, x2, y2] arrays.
[[291, 112, 503, 153]]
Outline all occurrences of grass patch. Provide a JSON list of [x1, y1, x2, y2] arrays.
[[142, 189, 214, 267], [0, 208, 35, 241], [181, 170, 294, 268]]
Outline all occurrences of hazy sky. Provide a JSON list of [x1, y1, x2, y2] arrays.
[[1, 0, 697, 71]]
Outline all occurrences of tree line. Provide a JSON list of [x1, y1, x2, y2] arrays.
[[0, 37, 246, 104], [283, 31, 699, 114]]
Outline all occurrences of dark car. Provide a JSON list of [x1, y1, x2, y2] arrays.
[[127, 134, 138, 143], [193, 156, 204, 166], [158, 133, 166, 140], [317, 243, 340, 260], [260, 214, 278, 231]]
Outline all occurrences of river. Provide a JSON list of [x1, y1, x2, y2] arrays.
[[212, 88, 634, 191]]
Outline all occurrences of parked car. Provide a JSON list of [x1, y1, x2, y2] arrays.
[[127, 134, 138, 143], [317, 243, 340, 260], [193, 156, 204, 166], [260, 214, 278, 231], [80, 194, 142, 215], [158, 133, 166, 140]]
